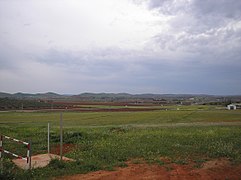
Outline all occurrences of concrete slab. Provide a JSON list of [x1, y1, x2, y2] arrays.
[[12, 153, 74, 170]]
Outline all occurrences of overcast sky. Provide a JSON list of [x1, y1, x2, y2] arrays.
[[0, 0, 241, 95]]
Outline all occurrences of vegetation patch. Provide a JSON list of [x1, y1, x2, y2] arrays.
[[0, 108, 241, 179]]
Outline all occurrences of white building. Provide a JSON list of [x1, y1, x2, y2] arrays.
[[227, 104, 241, 110]]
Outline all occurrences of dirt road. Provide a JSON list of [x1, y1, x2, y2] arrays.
[[55, 158, 241, 180]]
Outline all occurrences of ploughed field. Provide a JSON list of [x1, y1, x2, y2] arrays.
[[0, 105, 241, 179]]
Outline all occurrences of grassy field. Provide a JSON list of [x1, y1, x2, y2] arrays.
[[0, 105, 241, 179]]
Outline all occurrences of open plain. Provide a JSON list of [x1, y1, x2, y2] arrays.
[[1, 104, 241, 179]]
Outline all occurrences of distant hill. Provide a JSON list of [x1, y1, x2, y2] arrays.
[[0, 92, 65, 99], [0, 92, 13, 98], [0, 92, 240, 103], [70, 93, 241, 103]]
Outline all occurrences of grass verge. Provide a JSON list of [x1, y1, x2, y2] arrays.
[[1, 125, 241, 179]]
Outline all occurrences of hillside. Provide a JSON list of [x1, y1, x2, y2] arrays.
[[0, 92, 240, 104]]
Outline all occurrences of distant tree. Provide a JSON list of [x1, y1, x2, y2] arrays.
[[224, 99, 232, 106]]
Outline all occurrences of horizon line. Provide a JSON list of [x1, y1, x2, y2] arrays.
[[1, 91, 241, 97]]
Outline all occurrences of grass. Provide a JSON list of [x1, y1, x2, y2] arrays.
[[0, 106, 241, 179], [0, 107, 241, 128]]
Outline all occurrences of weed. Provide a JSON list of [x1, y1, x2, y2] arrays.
[[117, 162, 128, 168], [48, 159, 66, 169], [208, 140, 235, 158], [155, 159, 165, 166]]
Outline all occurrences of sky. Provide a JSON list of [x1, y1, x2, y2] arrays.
[[0, 0, 241, 95]]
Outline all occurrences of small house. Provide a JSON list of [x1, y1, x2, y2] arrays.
[[227, 104, 236, 110], [227, 104, 241, 110]]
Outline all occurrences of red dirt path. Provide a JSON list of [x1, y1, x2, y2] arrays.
[[55, 158, 241, 180]]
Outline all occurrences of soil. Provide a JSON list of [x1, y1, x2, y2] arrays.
[[55, 158, 241, 180], [50, 144, 76, 155], [12, 154, 74, 170], [12, 101, 164, 112], [12, 144, 76, 170]]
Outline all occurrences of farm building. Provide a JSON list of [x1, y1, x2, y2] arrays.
[[227, 104, 241, 110]]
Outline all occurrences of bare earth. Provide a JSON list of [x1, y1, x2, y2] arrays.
[[12, 153, 74, 170], [55, 158, 241, 180]]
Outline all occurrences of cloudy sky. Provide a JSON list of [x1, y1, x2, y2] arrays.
[[0, 0, 241, 95]]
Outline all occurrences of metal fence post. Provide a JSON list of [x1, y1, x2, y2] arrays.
[[48, 123, 50, 154], [60, 113, 63, 161], [29, 141, 32, 170], [0, 135, 2, 159], [0, 135, 3, 173]]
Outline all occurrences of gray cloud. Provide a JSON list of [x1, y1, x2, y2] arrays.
[[153, 22, 241, 57], [0, 0, 241, 94], [146, 0, 241, 68], [147, 0, 191, 15], [192, 0, 241, 19], [1, 44, 241, 94], [147, 0, 241, 18], [24, 47, 240, 94], [147, 0, 241, 30]]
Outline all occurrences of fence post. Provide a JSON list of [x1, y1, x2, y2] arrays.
[[28, 141, 32, 170], [0, 135, 2, 159], [0, 135, 3, 173], [48, 123, 50, 154], [60, 113, 63, 161]]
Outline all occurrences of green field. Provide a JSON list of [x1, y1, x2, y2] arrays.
[[0, 106, 241, 179]]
